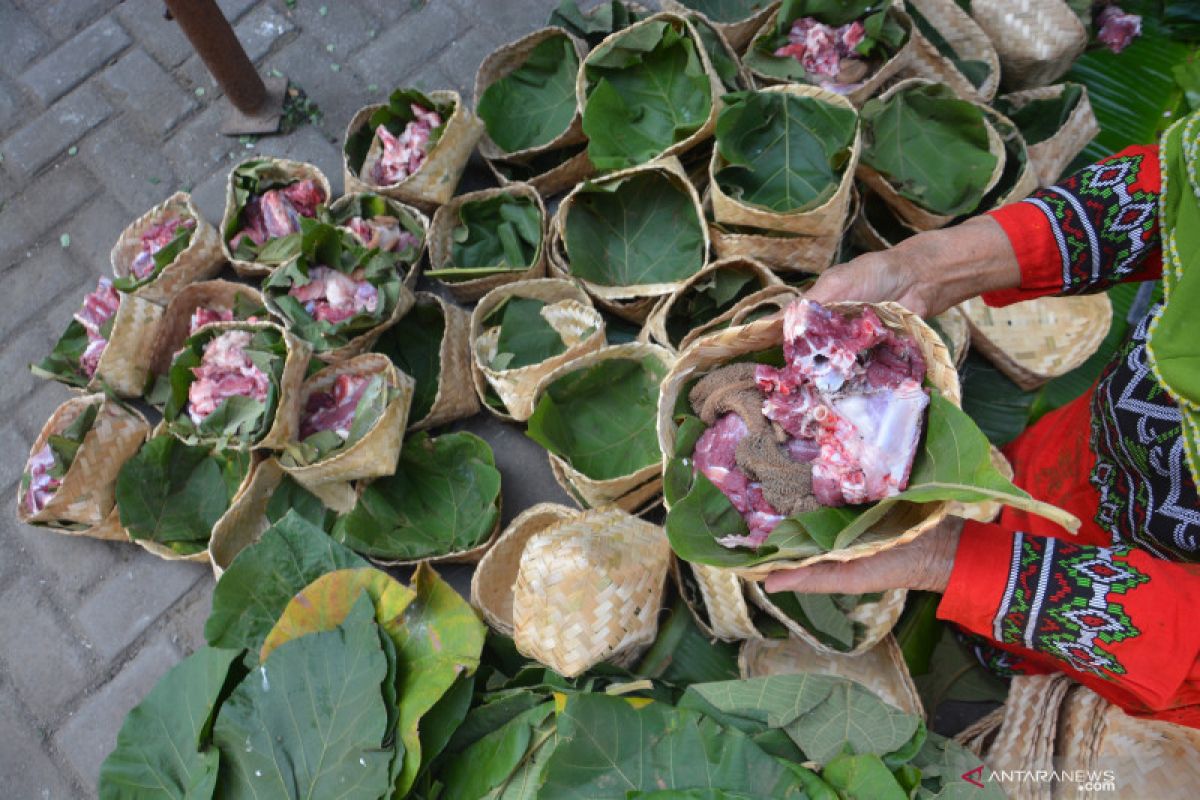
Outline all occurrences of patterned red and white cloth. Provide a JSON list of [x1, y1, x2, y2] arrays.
[[937, 146, 1200, 728]]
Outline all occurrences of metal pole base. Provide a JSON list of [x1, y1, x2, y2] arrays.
[[220, 75, 288, 136]]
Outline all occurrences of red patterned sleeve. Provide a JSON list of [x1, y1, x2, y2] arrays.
[[938, 521, 1200, 724], [980, 145, 1164, 307]]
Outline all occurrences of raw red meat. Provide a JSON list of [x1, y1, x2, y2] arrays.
[[229, 179, 325, 251], [346, 215, 420, 253], [187, 330, 271, 425], [757, 300, 928, 507], [693, 412, 784, 547], [23, 443, 61, 515], [300, 372, 374, 440], [75, 277, 121, 378], [189, 306, 235, 334], [774, 17, 867, 80], [130, 216, 196, 279], [287, 265, 379, 325], [1097, 5, 1141, 53], [371, 105, 442, 185]]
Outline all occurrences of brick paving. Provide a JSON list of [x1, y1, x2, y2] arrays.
[[0, 1, 578, 795]]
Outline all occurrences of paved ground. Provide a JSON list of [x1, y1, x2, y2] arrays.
[[0, 1, 582, 796]]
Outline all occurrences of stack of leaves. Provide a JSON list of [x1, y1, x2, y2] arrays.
[[430, 193, 543, 283], [19, 401, 98, 517], [666, 374, 1074, 570], [859, 82, 1001, 218], [332, 431, 502, 562], [527, 353, 668, 483], [477, 31, 581, 156], [485, 297, 571, 372], [713, 89, 858, 215], [561, 168, 706, 292], [581, 17, 714, 171], [431, 666, 1000, 798], [100, 512, 487, 799], [263, 220, 405, 354], [345, 88, 454, 186], [164, 324, 290, 449], [115, 434, 252, 556], [745, 0, 910, 85]]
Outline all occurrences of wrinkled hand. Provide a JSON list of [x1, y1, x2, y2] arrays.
[[763, 516, 964, 595], [799, 217, 1021, 317]]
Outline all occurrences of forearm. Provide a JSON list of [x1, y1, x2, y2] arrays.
[[888, 216, 1022, 313]]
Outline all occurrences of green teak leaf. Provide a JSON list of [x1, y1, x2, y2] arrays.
[[374, 298, 443, 422], [478, 34, 580, 153], [488, 297, 568, 371]]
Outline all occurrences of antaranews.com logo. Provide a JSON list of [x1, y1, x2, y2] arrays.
[[962, 765, 1118, 793]]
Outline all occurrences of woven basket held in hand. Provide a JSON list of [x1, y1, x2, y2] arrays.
[[470, 278, 605, 421], [709, 84, 861, 237], [672, 559, 762, 641], [110, 191, 224, 306], [17, 394, 149, 536], [998, 83, 1100, 186], [969, 0, 1088, 91], [344, 90, 484, 209], [427, 183, 549, 303], [220, 158, 332, 279], [150, 280, 266, 376], [902, 0, 1001, 102], [513, 506, 671, 678], [657, 301, 961, 580], [471, 502, 578, 636], [207, 457, 285, 579], [745, 581, 909, 656], [961, 292, 1112, 390], [530, 342, 676, 513], [739, 634, 924, 718]]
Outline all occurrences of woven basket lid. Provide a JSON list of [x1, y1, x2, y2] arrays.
[[739, 634, 924, 718], [985, 674, 1073, 797], [961, 292, 1113, 390], [513, 506, 671, 678]]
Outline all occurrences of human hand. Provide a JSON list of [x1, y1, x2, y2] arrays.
[[762, 516, 964, 595], [802, 217, 1022, 318]]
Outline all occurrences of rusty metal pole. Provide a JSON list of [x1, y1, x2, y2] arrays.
[[164, 0, 286, 135]]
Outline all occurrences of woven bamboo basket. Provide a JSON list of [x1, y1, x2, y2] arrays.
[[550, 158, 710, 321], [1056, 686, 1200, 800], [512, 506, 671, 677], [739, 634, 924, 718], [857, 79, 1007, 231], [326, 192, 428, 297], [902, 0, 1000, 102], [279, 354, 412, 492], [934, 304, 971, 369], [220, 158, 332, 278], [129, 429, 277, 565], [530, 342, 676, 512], [17, 394, 149, 534], [673, 558, 763, 641], [745, 581, 909, 656], [657, 301, 961, 580], [164, 321, 311, 451], [471, 502, 578, 635], [970, 0, 1088, 91], [470, 278, 605, 421], [149, 280, 266, 376], [953, 705, 1006, 758], [88, 291, 165, 398], [710, 85, 861, 237], [110, 192, 224, 306], [364, 493, 503, 568], [474, 27, 589, 162], [961, 292, 1113, 390], [745, 8, 918, 106], [484, 146, 596, 199], [983, 674, 1073, 800], [998, 83, 1100, 187], [427, 183, 548, 302], [642, 257, 784, 351], [709, 222, 843, 273], [206, 457, 285, 578], [981, 106, 1041, 210], [344, 90, 483, 209], [724, 285, 803, 327], [577, 13, 724, 169], [391, 292, 481, 431], [660, 0, 779, 52]]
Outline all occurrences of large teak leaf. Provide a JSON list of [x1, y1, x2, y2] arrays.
[[477, 34, 580, 153], [488, 298, 570, 371], [564, 171, 705, 288], [715, 91, 858, 213]]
